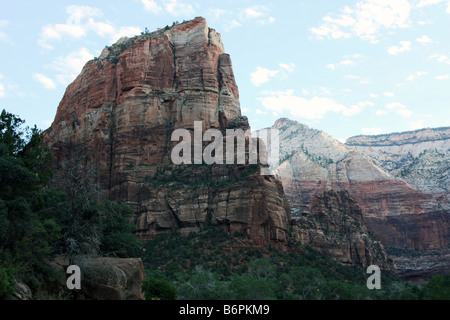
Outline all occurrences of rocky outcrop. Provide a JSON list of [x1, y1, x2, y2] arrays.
[[263, 118, 449, 256], [388, 248, 450, 283], [292, 190, 394, 270], [12, 280, 32, 300], [346, 127, 450, 195], [44, 17, 290, 245], [52, 257, 145, 300]]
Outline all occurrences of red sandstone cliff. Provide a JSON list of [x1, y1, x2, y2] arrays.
[[44, 17, 290, 245]]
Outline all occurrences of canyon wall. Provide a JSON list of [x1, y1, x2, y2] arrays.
[[44, 17, 290, 245]]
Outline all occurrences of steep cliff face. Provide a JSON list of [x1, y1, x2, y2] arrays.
[[263, 118, 449, 254], [346, 127, 450, 195], [44, 17, 290, 244], [293, 190, 394, 270]]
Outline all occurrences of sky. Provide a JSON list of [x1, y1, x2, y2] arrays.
[[1, 0, 450, 142]]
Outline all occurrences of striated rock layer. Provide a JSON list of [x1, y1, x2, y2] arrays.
[[262, 118, 449, 261], [347, 127, 450, 195], [292, 190, 394, 270], [44, 17, 290, 245]]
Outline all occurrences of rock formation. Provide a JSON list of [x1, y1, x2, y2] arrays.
[[346, 127, 449, 206], [261, 118, 449, 276], [346, 127, 450, 279], [44, 17, 290, 245], [292, 190, 393, 270], [50, 257, 145, 300]]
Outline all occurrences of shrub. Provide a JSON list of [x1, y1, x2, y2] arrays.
[[0, 267, 15, 300], [142, 277, 177, 300]]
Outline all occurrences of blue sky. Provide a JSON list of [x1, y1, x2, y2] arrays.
[[1, 0, 449, 141]]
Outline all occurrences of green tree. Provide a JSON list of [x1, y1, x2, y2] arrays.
[[142, 274, 177, 300], [230, 274, 277, 300], [0, 109, 27, 155], [177, 268, 232, 300], [100, 201, 142, 258], [0, 267, 15, 299], [424, 273, 450, 300]]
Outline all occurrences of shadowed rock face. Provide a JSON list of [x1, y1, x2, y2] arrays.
[[44, 17, 290, 245], [293, 190, 394, 270]]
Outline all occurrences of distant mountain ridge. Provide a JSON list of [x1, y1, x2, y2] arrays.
[[346, 126, 450, 147], [259, 118, 449, 279], [346, 126, 450, 194]]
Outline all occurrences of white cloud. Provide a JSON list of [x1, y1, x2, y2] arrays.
[[164, 0, 195, 16], [0, 20, 12, 44], [397, 109, 413, 117], [243, 7, 266, 19], [344, 74, 371, 84], [362, 127, 383, 135], [386, 102, 413, 117], [376, 109, 388, 115], [346, 53, 366, 59], [436, 74, 450, 80], [311, 23, 351, 40], [417, 0, 450, 12], [340, 59, 353, 66], [142, 0, 162, 14], [250, 67, 279, 87], [110, 26, 142, 43], [418, 20, 434, 25], [416, 35, 433, 44], [409, 120, 425, 130], [87, 19, 116, 37], [225, 20, 242, 31], [384, 91, 394, 97], [0, 83, 4, 97], [66, 5, 102, 24], [257, 90, 369, 120], [417, 0, 445, 7], [370, 93, 379, 98], [311, 0, 411, 43], [33, 73, 56, 89], [429, 53, 450, 64], [239, 5, 274, 25], [41, 23, 87, 41], [406, 71, 428, 81], [38, 5, 139, 49], [327, 59, 357, 70], [279, 62, 296, 73], [255, 109, 268, 115], [50, 48, 95, 85], [141, 0, 194, 15], [386, 102, 406, 110], [388, 41, 411, 55], [208, 8, 228, 19], [250, 63, 296, 86]]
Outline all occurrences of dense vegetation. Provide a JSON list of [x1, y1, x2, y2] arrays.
[[0, 110, 141, 299], [140, 225, 449, 300]]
